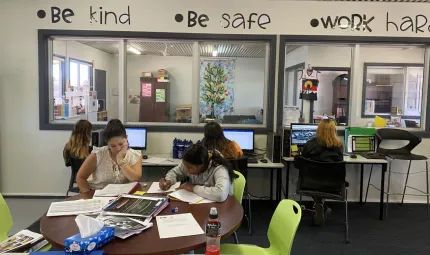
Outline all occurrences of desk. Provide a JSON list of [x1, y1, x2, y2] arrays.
[[40, 184, 243, 255], [143, 154, 285, 201], [283, 155, 388, 220]]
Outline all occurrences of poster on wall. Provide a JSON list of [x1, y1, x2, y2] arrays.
[[199, 59, 235, 119], [141, 83, 152, 97], [156, 89, 166, 102]]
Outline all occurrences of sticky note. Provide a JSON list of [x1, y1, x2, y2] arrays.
[[134, 191, 146, 195], [291, 144, 298, 152]]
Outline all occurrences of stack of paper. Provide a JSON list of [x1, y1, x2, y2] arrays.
[[156, 213, 204, 239], [47, 199, 104, 217], [94, 182, 138, 197], [146, 182, 180, 193], [0, 230, 43, 253], [168, 190, 206, 204], [96, 215, 153, 239]]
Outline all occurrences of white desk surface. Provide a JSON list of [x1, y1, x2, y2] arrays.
[[144, 154, 284, 168], [282, 154, 387, 164]]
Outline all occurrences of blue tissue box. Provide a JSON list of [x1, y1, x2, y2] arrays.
[[64, 227, 114, 254]]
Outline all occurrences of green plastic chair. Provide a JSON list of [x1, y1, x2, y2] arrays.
[[0, 193, 52, 251], [233, 170, 246, 203], [221, 199, 302, 255], [231, 170, 246, 244], [0, 193, 13, 241]]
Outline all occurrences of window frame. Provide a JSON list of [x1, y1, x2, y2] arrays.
[[68, 58, 94, 91], [278, 35, 430, 137], [361, 62, 424, 120], [52, 54, 66, 104], [38, 29, 277, 132]]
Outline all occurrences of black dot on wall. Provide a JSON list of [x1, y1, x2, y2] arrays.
[[37, 10, 46, 19], [310, 18, 319, 28], [175, 14, 184, 23]]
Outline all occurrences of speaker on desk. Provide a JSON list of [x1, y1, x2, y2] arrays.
[[267, 133, 282, 163], [282, 128, 291, 157], [91, 129, 105, 147]]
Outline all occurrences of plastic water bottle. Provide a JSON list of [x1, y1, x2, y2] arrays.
[[205, 207, 221, 255]]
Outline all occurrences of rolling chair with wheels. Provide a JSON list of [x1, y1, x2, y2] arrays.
[[294, 156, 349, 243], [228, 157, 252, 235], [0, 193, 51, 251], [365, 128, 429, 218], [67, 156, 85, 197], [232, 170, 246, 244], [221, 199, 301, 255]]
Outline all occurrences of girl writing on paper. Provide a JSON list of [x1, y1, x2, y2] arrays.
[[302, 119, 343, 226], [159, 144, 238, 202], [63, 120, 93, 166], [76, 119, 142, 192], [203, 122, 243, 159]]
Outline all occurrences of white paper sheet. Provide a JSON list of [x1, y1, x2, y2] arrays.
[[147, 182, 180, 193], [156, 213, 204, 239], [47, 200, 104, 217], [143, 157, 169, 164], [190, 199, 215, 204], [168, 189, 205, 204], [94, 182, 138, 197], [91, 197, 117, 207]]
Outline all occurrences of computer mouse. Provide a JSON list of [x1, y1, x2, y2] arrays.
[[260, 159, 268, 163], [350, 154, 357, 159], [142, 155, 148, 159]]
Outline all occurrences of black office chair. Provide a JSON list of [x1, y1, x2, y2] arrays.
[[66, 156, 85, 197], [365, 128, 429, 218], [294, 156, 349, 243], [228, 157, 252, 239]]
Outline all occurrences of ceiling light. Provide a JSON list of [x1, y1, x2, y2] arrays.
[[212, 50, 218, 57], [128, 46, 141, 55]]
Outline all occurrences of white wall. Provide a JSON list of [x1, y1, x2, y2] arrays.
[[123, 56, 265, 121]]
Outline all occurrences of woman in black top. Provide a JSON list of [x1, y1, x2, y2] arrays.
[[302, 119, 343, 226]]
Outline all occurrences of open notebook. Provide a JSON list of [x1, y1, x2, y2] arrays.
[[168, 190, 215, 204]]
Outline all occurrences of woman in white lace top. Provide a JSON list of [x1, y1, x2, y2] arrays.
[[76, 119, 142, 192]]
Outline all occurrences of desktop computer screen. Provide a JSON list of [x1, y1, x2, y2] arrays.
[[290, 124, 317, 156], [223, 129, 254, 151], [125, 127, 147, 149]]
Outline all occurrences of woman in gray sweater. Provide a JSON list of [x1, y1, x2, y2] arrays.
[[159, 144, 238, 202]]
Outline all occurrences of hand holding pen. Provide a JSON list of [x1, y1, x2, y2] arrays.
[[159, 178, 172, 190]]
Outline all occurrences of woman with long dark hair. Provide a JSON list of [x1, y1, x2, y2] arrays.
[[76, 119, 142, 192], [159, 144, 238, 202], [203, 122, 243, 159]]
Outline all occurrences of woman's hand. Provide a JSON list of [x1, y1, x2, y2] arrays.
[[159, 178, 172, 190], [116, 142, 128, 165], [177, 182, 195, 192]]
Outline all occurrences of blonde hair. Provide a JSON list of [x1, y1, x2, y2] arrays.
[[64, 120, 92, 159], [316, 120, 343, 148]]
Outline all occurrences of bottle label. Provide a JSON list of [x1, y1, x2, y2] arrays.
[[205, 221, 221, 237]]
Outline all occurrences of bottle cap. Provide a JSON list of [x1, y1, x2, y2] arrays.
[[209, 207, 218, 219]]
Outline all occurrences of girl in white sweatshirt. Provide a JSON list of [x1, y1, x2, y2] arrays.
[[159, 144, 238, 202]]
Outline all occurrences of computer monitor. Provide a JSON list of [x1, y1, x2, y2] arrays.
[[223, 129, 254, 152], [125, 127, 147, 150], [290, 123, 318, 156]]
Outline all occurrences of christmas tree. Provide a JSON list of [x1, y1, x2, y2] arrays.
[[201, 63, 229, 118]]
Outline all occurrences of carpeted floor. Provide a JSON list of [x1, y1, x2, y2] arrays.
[[26, 200, 430, 254], [219, 200, 430, 255]]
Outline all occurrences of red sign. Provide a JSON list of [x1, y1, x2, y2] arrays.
[[141, 83, 152, 97]]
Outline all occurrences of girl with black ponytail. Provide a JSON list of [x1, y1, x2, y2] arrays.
[[76, 119, 142, 192], [159, 144, 238, 202]]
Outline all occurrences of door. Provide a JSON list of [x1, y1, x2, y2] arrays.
[[95, 69, 106, 110]]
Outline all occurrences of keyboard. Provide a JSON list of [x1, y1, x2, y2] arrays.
[[248, 158, 259, 164], [361, 152, 386, 160]]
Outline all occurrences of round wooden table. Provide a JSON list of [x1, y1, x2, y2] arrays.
[[40, 186, 243, 255]]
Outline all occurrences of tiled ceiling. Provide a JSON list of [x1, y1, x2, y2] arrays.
[[78, 41, 266, 58]]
